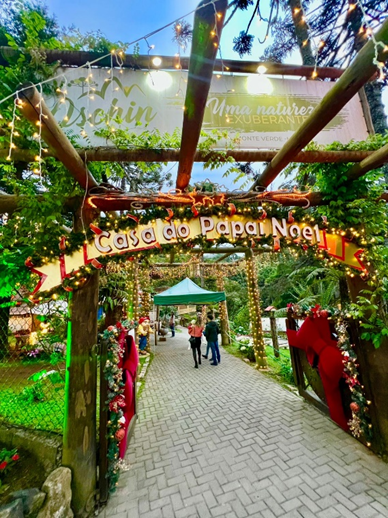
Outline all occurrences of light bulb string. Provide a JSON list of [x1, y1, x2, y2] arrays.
[[38, 84, 43, 186], [0, 0, 223, 107], [354, 0, 387, 78], [7, 94, 18, 161]]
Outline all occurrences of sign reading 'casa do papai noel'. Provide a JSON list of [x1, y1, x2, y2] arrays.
[[28, 215, 366, 293]]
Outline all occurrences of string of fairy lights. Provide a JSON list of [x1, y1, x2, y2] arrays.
[[2, 0, 387, 178]]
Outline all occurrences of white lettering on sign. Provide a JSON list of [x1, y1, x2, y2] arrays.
[[177, 224, 190, 238], [216, 221, 230, 235], [302, 226, 314, 241], [231, 221, 244, 240], [289, 224, 301, 238], [272, 218, 287, 237], [245, 221, 258, 236], [200, 217, 214, 236], [129, 230, 139, 247], [141, 228, 156, 244], [113, 233, 129, 250], [95, 230, 112, 253], [163, 221, 177, 241]]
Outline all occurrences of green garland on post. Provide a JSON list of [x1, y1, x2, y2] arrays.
[[99, 320, 135, 493]]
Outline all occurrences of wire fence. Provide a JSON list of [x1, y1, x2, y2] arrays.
[[0, 295, 69, 434]]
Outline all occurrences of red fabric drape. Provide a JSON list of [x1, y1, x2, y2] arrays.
[[118, 332, 139, 459], [287, 316, 348, 430]]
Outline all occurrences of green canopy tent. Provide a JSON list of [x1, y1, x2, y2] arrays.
[[153, 277, 226, 306]]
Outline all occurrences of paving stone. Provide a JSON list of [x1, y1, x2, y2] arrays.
[[99, 329, 388, 518]]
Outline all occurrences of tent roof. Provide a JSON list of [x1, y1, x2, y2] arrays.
[[153, 277, 226, 306]]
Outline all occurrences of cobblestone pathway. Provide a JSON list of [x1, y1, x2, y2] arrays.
[[99, 329, 388, 518]]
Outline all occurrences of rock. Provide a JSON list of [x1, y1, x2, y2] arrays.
[[0, 499, 24, 518], [37, 467, 73, 518], [11, 488, 46, 518]]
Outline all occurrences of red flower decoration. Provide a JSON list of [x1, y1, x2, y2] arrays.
[[311, 304, 321, 318], [0, 461, 8, 470], [11, 454, 19, 461], [109, 394, 126, 412]]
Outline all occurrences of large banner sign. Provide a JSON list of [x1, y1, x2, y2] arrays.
[[49, 69, 368, 150], [30, 216, 365, 293]]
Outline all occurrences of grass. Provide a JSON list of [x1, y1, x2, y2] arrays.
[[0, 352, 154, 435], [137, 353, 154, 399], [0, 359, 65, 433], [226, 339, 295, 389]]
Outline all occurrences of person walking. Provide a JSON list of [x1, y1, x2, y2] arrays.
[[188, 318, 204, 369], [138, 317, 150, 355], [169, 313, 175, 337], [203, 314, 219, 366]]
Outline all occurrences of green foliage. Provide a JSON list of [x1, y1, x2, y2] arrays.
[[233, 305, 250, 334], [20, 368, 64, 403], [0, 447, 19, 493], [0, 247, 32, 299]]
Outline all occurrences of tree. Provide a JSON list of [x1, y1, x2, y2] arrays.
[[229, 0, 387, 133]]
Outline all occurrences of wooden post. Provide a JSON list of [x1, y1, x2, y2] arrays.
[[216, 273, 230, 346], [269, 310, 280, 358], [62, 272, 99, 517], [62, 207, 99, 517], [154, 306, 159, 346], [245, 250, 267, 369], [347, 276, 388, 456], [98, 335, 109, 505]]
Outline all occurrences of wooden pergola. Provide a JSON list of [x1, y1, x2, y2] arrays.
[[1, 0, 388, 514]]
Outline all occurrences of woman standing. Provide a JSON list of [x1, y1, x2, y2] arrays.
[[188, 318, 204, 369]]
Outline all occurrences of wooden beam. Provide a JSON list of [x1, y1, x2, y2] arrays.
[[1, 147, 382, 165], [86, 189, 323, 211], [17, 83, 99, 191], [0, 47, 345, 78], [346, 141, 388, 182], [2, 190, 387, 216], [176, 0, 228, 191], [250, 19, 388, 190], [0, 194, 80, 214]]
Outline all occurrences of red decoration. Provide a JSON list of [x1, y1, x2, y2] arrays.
[[288, 211, 294, 223], [165, 209, 174, 222], [228, 203, 236, 216], [273, 237, 281, 252], [89, 223, 103, 235], [91, 258, 103, 269], [127, 214, 139, 223], [320, 310, 329, 318], [322, 215, 328, 225], [287, 316, 348, 430], [25, 257, 34, 268], [350, 402, 360, 413], [0, 461, 7, 470], [311, 304, 321, 318], [260, 210, 267, 220], [191, 205, 199, 217], [109, 394, 126, 412], [115, 429, 125, 442], [59, 236, 67, 251], [11, 454, 19, 461]]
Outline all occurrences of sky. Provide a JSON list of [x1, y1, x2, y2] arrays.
[[43, 0, 387, 190]]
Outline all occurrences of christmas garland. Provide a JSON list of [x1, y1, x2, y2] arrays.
[[99, 320, 134, 493], [336, 319, 373, 446], [287, 303, 372, 445]]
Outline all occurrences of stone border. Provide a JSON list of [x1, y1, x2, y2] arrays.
[[0, 423, 62, 477]]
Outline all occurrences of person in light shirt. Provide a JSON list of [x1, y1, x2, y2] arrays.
[[138, 317, 150, 355], [188, 318, 204, 369]]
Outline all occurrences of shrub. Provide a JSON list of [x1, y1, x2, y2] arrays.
[[0, 448, 19, 494]]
